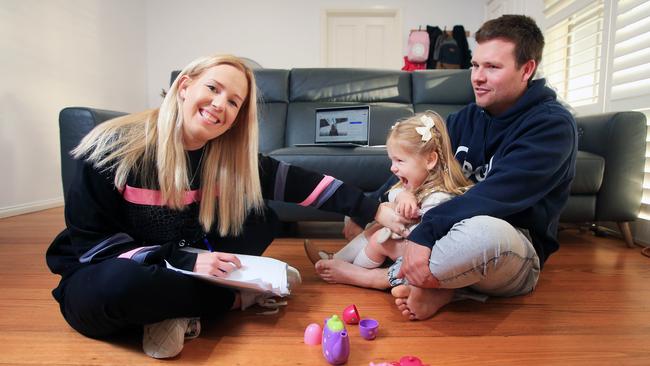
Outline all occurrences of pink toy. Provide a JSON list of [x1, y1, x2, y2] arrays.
[[342, 304, 360, 324], [369, 356, 429, 366], [359, 318, 379, 340], [322, 315, 350, 365], [398, 356, 428, 366], [304, 323, 322, 345]]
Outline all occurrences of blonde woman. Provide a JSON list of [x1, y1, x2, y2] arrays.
[[307, 112, 472, 286], [46, 54, 406, 359]]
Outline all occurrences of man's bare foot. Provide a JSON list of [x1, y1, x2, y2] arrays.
[[315, 259, 390, 290], [391, 285, 455, 320]]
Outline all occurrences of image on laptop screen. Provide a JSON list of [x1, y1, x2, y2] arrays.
[[314, 105, 369, 145]]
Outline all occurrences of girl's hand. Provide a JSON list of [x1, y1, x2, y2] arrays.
[[375, 203, 414, 237], [395, 191, 419, 219], [194, 252, 242, 277]]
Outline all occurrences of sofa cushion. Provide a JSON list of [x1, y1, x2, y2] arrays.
[[254, 69, 289, 103], [258, 103, 287, 153], [575, 112, 646, 222], [255, 69, 290, 153], [289, 68, 412, 103], [560, 195, 596, 222], [412, 69, 474, 118], [59, 107, 127, 201], [571, 151, 605, 194]]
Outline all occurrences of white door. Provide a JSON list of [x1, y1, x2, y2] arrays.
[[323, 9, 402, 69]]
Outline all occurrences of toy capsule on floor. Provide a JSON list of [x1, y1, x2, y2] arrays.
[[322, 315, 350, 365], [342, 304, 360, 324], [369, 356, 429, 366]]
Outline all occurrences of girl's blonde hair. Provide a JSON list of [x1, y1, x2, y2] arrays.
[[387, 111, 472, 202], [72, 54, 263, 236]]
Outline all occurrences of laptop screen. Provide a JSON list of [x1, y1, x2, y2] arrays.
[[314, 105, 370, 144]]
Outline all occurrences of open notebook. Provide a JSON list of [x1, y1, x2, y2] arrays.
[[165, 249, 294, 297]]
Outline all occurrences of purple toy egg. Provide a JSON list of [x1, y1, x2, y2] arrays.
[[304, 323, 322, 345], [359, 318, 379, 340]]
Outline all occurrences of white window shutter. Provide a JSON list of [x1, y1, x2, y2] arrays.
[[608, 0, 650, 111], [543, 0, 650, 220], [609, 0, 650, 218], [542, 0, 604, 110]]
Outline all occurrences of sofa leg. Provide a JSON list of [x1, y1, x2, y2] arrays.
[[617, 222, 635, 248]]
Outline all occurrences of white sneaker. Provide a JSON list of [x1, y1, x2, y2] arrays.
[[240, 290, 288, 314], [142, 317, 201, 359], [287, 265, 302, 291]]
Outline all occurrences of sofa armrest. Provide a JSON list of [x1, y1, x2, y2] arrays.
[[575, 111, 646, 221], [59, 107, 128, 200]]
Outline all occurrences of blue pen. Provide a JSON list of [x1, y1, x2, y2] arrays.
[[203, 237, 214, 252]]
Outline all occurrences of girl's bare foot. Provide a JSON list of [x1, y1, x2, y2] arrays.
[[315, 259, 390, 290], [391, 285, 455, 320]]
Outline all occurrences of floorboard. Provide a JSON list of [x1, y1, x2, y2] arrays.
[[0, 207, 649, 365]]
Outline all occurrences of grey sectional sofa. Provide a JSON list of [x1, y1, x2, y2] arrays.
[[58, 68, 646, 246]]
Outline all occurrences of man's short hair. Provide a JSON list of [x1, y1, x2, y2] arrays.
[[475, 15, 545, 68]]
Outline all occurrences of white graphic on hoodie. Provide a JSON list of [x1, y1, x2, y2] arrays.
[[455, 146, 493, 182]]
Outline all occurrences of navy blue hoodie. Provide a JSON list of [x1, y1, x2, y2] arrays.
[[408, 79, 577, 266]]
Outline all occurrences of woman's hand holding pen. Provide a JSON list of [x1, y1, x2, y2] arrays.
[[194, 252, 242, 277]]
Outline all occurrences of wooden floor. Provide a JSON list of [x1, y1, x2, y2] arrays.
[[1, 207, 649, 365]]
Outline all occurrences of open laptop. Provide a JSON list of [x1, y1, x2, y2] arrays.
[[294, 105, 370, 147]]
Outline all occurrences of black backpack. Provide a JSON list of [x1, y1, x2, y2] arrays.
[[438, 36, 462, 69]]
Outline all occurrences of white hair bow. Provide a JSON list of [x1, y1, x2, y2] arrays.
[[415, 115, 435, 142]]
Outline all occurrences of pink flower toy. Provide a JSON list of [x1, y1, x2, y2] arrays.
[[369, 356, 429, 366]]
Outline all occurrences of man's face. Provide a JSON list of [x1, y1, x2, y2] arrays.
[[470, 38, 535, 116]]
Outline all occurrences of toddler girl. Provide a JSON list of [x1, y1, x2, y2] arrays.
[[305, 111, 472, 285]]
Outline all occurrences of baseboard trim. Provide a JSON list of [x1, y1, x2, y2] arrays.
[[0, 198, 64, 218]]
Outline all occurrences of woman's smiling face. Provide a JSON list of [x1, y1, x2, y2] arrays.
[[178, 64, 248, 150]]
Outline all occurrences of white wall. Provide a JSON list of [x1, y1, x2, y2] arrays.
[[0, 0, 148, 217], [144, 0, 487, 107], [485, 0, 544, 27]]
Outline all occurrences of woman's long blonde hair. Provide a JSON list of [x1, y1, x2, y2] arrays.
[[387, 111, 472, 202], [72, 54, 263, 236]]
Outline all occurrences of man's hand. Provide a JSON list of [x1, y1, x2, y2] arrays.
[[342, 216, 364, 241], [397, 240, 439, 288], [194, 252, 242, 277], [374, 202, 414, 237]]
